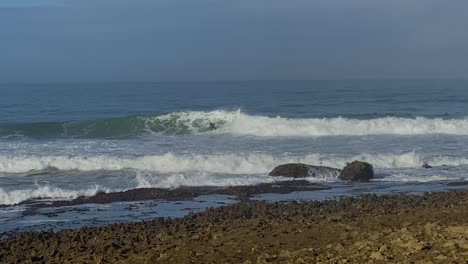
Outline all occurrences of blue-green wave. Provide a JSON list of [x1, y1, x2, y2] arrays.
[[0, 111, 230, 139], [2, 110, 468, 139]]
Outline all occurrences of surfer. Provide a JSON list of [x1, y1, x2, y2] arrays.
[[209, 122, 217, 130]]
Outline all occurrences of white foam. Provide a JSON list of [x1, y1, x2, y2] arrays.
[[373, 171, 465, 183], [1, 152, 467, 174], [228, 113, 468, 137], [152, 110, 468, 137], [0, 185, 109, 205], [136, 170, 278, 189]]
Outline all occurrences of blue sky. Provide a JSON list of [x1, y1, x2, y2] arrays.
[[0, 0, 467, 82]]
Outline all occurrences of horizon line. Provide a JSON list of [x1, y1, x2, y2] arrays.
[[0, 77, 467, 85]]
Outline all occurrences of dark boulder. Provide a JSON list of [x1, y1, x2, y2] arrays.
[[269, 163, 340, 178], [338, 161, 374, 181]]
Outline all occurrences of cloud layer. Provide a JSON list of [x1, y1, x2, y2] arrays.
[[1, 0, 467, 81]]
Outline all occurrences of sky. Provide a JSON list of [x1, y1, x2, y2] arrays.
[[0, 0, 467, 82]]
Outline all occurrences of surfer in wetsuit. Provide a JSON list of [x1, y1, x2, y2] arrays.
[[209, 122, 217, 130]]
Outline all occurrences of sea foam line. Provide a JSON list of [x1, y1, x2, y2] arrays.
[[1, 152, 467, 174]]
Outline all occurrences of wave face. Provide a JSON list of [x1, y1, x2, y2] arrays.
[[1, 152, 467, 174], [2, 110, 468, 139]]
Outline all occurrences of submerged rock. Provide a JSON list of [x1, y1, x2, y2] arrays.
[[269, 163, 341, 178], [339, 161, 374, 181]]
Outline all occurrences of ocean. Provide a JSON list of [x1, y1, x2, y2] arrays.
[[1, 79, 468, 208]]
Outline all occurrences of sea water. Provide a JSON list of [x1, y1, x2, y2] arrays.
[[1, 79, 468, 205]]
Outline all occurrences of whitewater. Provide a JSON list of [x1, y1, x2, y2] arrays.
[[2, 151, 468, 174]]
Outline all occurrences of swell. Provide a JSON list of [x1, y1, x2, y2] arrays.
[[1, 152, 467, 174], [2, 110, 468, 139]]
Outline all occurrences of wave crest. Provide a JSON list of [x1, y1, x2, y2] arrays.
[[2, 110, 468, 139]]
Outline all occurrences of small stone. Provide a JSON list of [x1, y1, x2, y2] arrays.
[[295, 258, 305, 264], [370, 251, 384, 260]]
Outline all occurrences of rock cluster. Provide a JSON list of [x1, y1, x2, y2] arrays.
[[269, 160, 374, 181]]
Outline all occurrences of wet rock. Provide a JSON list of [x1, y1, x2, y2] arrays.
[[338, 161, 374, 181], [269, 163, 340, 178], [15, 182, 328, 209], [2, 190, 468, 263], [370, 251, 384, 260]]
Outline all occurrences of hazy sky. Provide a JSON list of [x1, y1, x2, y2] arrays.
[[0, 0, 467, 82]]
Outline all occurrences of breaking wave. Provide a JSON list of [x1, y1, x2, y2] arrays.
[[134, 171, 279, 189], [1, 152, 468, 174], [2, 110, 468, 139], [0, 185, 109, 205], [3, 151, 468, 205]]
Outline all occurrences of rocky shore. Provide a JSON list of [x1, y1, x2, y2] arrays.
[[2, 190, 468, 263]]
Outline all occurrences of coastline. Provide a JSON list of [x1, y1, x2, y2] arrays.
[[2, 190, 468, 263]]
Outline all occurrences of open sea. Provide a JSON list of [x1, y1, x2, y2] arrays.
[[1, 79, 468, 231]]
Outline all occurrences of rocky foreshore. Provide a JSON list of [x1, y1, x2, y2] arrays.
[[2, 190, 468, 263]]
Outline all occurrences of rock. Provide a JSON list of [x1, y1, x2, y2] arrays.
[[338, 161, 374, 181], [422, 163, 432, 169], [370, 251, 384, 260], [269, 163, 340, 178]]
